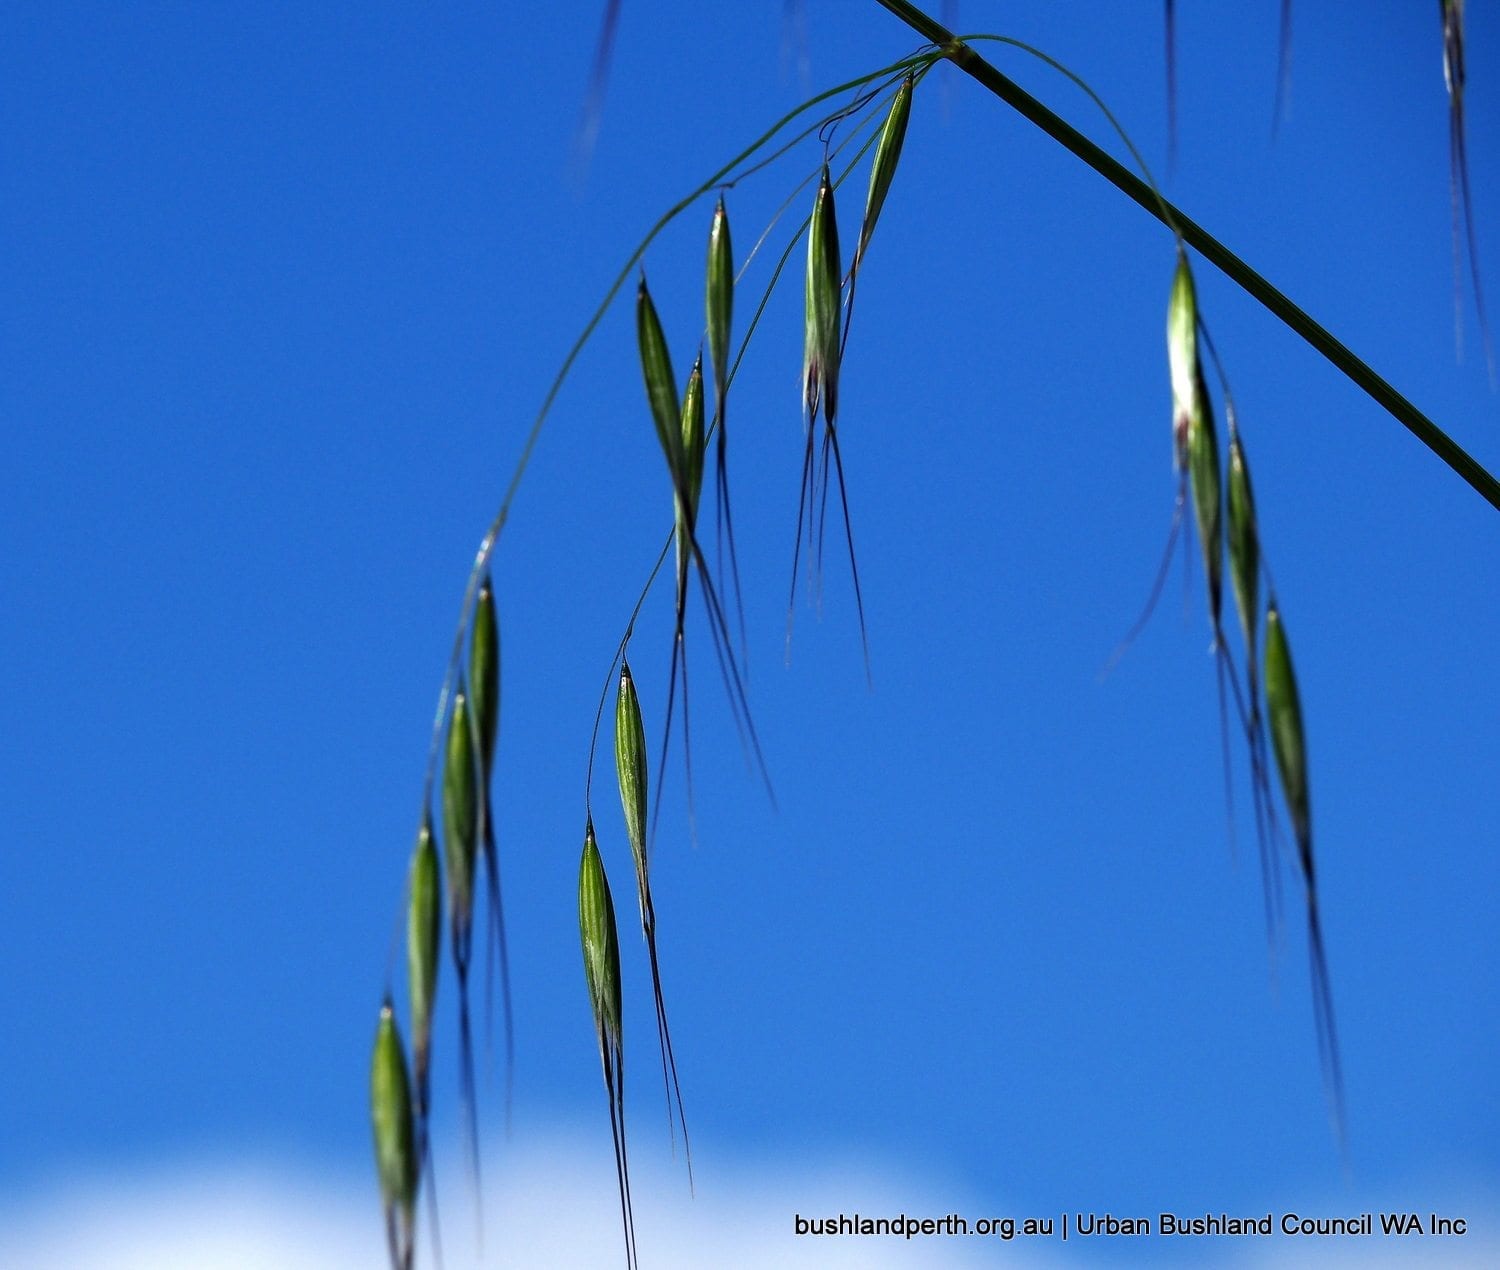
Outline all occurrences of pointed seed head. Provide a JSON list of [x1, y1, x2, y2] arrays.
[[1167, 254, 1198, 467], [706, 197, 733, 404], [1186, 364, 1223, 626], [856, 72, 914, 273], [406, 816, 440, 1100], [370, 1001, 418, 1239], [680, 354, 705, 529], [470, 576, 500, 780], [804, 165, 843, 425], [637, 275, 683, 491], [1226, 426, 1260, 655], [442, 688, 478, 942], [578, 821, 623, 1049], [614, 660, 649, 903], [1264, 602, 1312, 869]]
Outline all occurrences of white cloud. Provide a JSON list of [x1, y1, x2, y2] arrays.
[[5, 1135, 1493, 1269], [0, 1130, 1010, 1270]]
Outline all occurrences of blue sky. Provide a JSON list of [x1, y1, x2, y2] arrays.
[[2, 2, 1496, 1266]]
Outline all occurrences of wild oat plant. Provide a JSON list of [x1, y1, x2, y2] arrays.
[[369, 5, 1498, 1265]]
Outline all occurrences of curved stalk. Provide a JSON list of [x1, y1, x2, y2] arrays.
[[871, 0, 1500, 514]]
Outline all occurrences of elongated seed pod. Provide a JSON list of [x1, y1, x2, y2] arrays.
[[406, 817, 440, 1102], [470, 576, 499, 781], [370, 1000, 417, 1270], [637, 276, 683, 489], [855, 72, 913, 273], [443, 688, 478, 950], [1167, 253, 1198, 468], [1187, 364, 1223, 625], [614, 661, 649, 911], [1226, 427, 1259, 654], [1264, 602, 1311, 862], [706, 199, 733, 407], [579, 821, 623, 1049], [804, 165, 842, 425]]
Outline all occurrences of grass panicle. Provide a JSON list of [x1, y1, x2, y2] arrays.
[[469, 575, 515, 1120], [1264, 601, 1346, 1154], [371, 999, 418, 1270], [579, 819, 636, 1270], [380, 32, 1451, 1258], [615, 660, 692, 1188]]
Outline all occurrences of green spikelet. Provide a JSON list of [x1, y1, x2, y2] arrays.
[[803, 165, 842, 425], [855, 72, 914, 274], [370, 1000, 418, 1270], [405, 817, 440, 1109]]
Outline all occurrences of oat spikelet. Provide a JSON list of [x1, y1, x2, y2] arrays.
[[579, 820, 637, 1270], [616, 660, 692, 1189], [370, 999, 418, 1270], [469, 574, 514, 1120], [1265, 601, 1346, 1154]]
